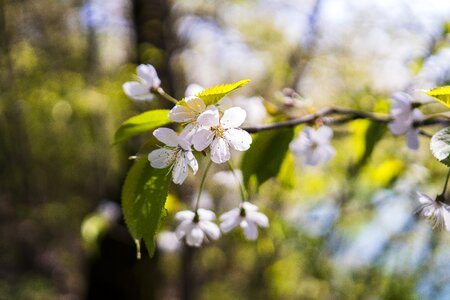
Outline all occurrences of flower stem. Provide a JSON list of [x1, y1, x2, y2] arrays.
[[151, 87, 179, 104], [227, 161, 247, 203], [194, 160, 213, 212], [441, 168, 450, 197]]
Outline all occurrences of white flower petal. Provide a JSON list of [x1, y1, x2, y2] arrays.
[[406, 129, 419, 150], [122, 81, 153, 101], [417, 192, 433, 205], [180, 123, 198, 143], [199, 221, 221, 240], [220, 208, 240, 221], [172, 152, 189, 185], [315, 126, 333, 143], [184, 151, 198, 174], [175, 220, 192, 239], [442, 208, 450, 231], [137, 64, 160, 87], [247, 211, 269, 228], [186, 226, 204, 247], [197, 208, 216, 221], [175, 210, 195, 222], [169, 105, 195, 123], [224, 128, 252, 151], [210, 137, 231, 164], [241, 202, 258, 211], [220, 107, 246, 129], [241, 220, 258, 240], [197, 106, 220, 127], [316, 144, 336, 163], [192, 129, 215, 151], [303, 148, 321, 166], [153, 128, 180, 147], [185, 96, 206, 114], [388, 120, 410, 135], [148, 148, 176, 168], [220, 214, 241, 233]]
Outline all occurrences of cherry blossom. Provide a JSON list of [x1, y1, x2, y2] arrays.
[[148, 128, 198, 185], [220, 202, 269, 240], [192, 106, 252, 164], [122, 64, 161, 101], [416, 192, 450, 231], [175, 209, 221, 247], [388, 92, 423, 150], [289, 126, 335, 166]]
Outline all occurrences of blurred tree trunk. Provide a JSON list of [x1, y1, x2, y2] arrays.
[[86, 1, 185, 299]]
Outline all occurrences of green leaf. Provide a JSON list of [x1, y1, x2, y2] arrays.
[[430, 126, 450, 166], [195, 79, 250, 106], [241, 127, 294, 190], [114, 109, 171, 144], [121, 156, 171, 258], [424, 86, 450, 108]]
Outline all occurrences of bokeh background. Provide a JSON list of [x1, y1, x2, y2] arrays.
[[2, 0, 450, 299]]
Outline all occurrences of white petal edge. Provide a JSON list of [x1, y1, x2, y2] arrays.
[[197, 106, 220, 127], [148, 148, 176, 169], [224, 128, 252, 151], [122, 81, 153, 101], [220, 107, 247, 129], [153, 128, 180, 147], [192, 129, 215, 151], [210, 137, 231, 164]]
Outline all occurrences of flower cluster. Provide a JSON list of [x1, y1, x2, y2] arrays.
[[174, 202, 269, 247], [123, 65, 253, 185], [290, 125, 335, 166]]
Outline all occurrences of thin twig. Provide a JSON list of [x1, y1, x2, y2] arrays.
[[242, 107, 450, 133]]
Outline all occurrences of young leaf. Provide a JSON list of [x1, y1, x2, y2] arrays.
[[430, 126, 450, 166], [195, 79, 250, 106], [424, 86, 450, 108], [121, 156, 171, 258], [241, 127, 294, 190], [114, 109, 171, 144]]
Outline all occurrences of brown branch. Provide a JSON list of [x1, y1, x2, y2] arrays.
[[242, 108, 450, 133]]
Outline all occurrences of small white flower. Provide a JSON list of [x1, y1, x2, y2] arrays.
[[175, 209, 221, 247], [289, 126, 335, 166], [220, 202, 269, 240], [416, 192, 450, 231], [122, 64, 161, 101], [388, 92, 423, 150], [192, 106, 252, 164], [148, 128, 198, 185]]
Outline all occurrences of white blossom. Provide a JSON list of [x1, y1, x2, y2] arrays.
[[416, 192, 450, 231], [220, 202, 269, 240], [388, 92, 423, 150], [148, 128, 198, 185], [122, 64, 161, 101], [192, 106, 252, 164], [175, 209, 221, 247], [289, 126, 335, 166]]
